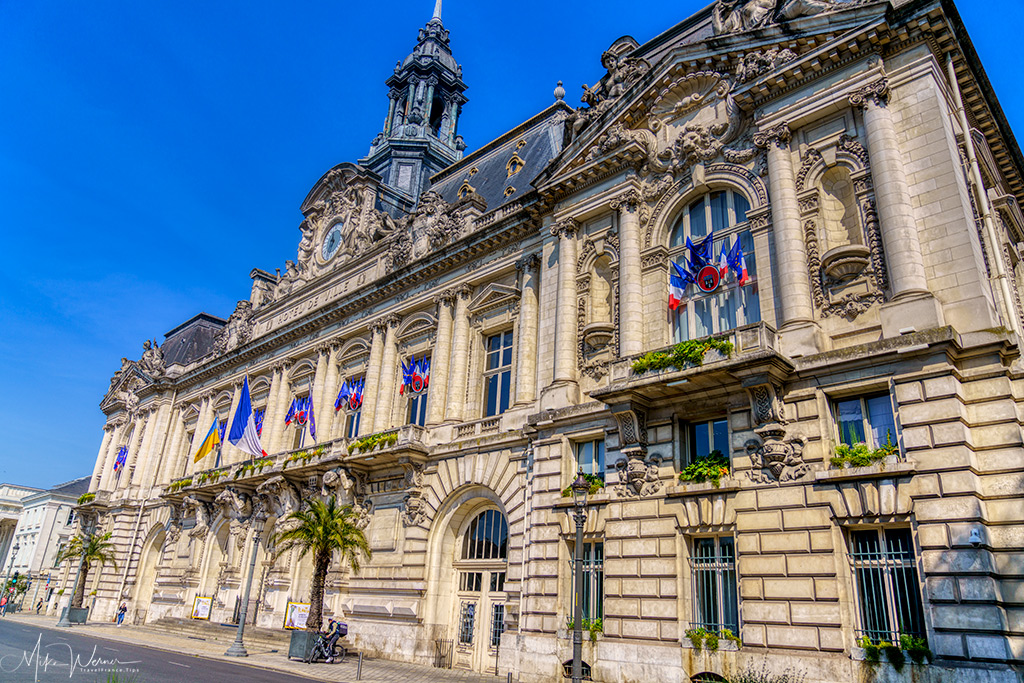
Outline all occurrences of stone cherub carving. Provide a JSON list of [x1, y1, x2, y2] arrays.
[[746, 423, 809, 483], [214, 301, 255, 355], [322, 467, 357, 506], [257, 475, 302, 530]]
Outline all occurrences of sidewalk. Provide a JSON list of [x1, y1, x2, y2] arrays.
[[9, 613, 513, 683]]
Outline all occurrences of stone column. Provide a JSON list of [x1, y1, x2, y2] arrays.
[[515, 255, 541, 405], [187, 395, 214, 476], [319, 345, 341, 441], [851, 79, 942, 335], [360, 319, 387, 436], [270, 367, 294, 454], [261, 366, 284, 455], [754, 124, 822, 356], [551, 218, 580, 384], [373, 315, 401, 433], [121, 415, 147, 486], [128, 410, 157, 487], [385, 89, 400, 136], [612, 191, 645, 357], [445, 286, 473, 423], [160, 408, 187, 484], [89, 427, 114, 493], [427, 290, 457, 425], [98, 421, 127, 491], [755, 124, 814, 325], [311, 347, 330, 443], [137, 402, 171, 489]]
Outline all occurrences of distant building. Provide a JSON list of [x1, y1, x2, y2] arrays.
[[0, 483, 44, 577], [76, 1, 1024, 681]]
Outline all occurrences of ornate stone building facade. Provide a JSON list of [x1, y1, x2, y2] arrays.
[[75, 1, 1024, 681]]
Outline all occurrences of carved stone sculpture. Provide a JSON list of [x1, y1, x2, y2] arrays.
[[746, 423, 809, 483], [214, 301, 255, 355], [139, 339, 166, 378], [614, 454, 664, 497], [712, 0, 853, 35], [183, 495, 211, 539], [403, 493, 427, 527], [322, 467, 357, 506], [257, 475, 302, 532]]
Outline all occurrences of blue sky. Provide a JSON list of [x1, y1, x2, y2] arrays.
[[0, 1, 1021, 489]]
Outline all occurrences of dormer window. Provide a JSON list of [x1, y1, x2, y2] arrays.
[[458, 179, 476, 199], [506, 152, 525, 178]]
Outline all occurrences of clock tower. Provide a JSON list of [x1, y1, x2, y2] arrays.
[[360, 1, 468, 215]]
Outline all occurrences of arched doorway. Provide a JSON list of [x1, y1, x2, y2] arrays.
[[451, 507, 508, 672], [133, 528, 165, 624]]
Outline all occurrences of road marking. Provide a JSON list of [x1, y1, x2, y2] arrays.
[[168, 661, 190, 668], [103, 647, 119, 652]]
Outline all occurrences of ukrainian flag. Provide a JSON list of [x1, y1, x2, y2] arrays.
[[194, 418, 220, 463]]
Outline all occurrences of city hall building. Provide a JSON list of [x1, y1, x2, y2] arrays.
[[74, 1, 1024, 680]]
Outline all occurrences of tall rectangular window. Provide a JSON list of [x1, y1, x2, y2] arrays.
[[849, 528, 925, 643], [690, 536, 738, 635], [484, 331, 514, 417], [459, 602, 476, 645], [835, 394, 898, 449], [346, 410, 361, 439], [576, 439, 605, 481], [570, 541, 604, 621], [686, 419, 729, 467]]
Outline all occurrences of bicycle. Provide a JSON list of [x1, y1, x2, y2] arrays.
[[304, 619, 347, 664]]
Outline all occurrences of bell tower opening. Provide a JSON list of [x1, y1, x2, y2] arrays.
[[360, 1, 468, 215]]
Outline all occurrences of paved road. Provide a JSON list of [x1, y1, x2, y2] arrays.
[[0, 619, 315, 683]]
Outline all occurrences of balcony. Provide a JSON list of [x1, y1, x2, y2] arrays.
[[592, 322, 790, 405]]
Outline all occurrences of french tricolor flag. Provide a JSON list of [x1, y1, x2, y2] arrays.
[[228, 375, 267, 459], [669, 260, 692, 311], [728, 239, 750, 286], [718, 239, 730, 279]]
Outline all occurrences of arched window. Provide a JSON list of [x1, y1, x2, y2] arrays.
[[669, 189, 760, 342], [461, 509, 508, 560]]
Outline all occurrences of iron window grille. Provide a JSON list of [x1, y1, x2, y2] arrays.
[[568, 541, 604, 621], [689, 536, 738, 634], [462, 510, 509, 561], [490, 603, 505, 647], [459, 602, 476, 645], [848, 528, 926, 644]]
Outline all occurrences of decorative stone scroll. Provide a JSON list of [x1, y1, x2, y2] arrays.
[[401, 463, 428, 527], [744, 381, 786, 426], [848, 78, 890, 109], [550, 217, 579, 240], [746, 423, 809, 484]]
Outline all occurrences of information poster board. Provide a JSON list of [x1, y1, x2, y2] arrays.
[[191, 596, 213, 620], [284, 601, 310, 630]]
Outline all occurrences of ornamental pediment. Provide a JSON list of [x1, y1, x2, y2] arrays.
[[468, 282, 519, 315], [101, 359, 153, 414]]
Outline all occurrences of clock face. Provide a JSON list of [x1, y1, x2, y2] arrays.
[[321, 223, 344, 261]]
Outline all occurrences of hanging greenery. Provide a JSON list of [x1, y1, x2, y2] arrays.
[[348, 431, 399, 454], [236, 457, 275, 478], [678, 450, 731, 488], [168, 477, 193, 493], [830, 434, 898, 469], [631, 337, 734, 375], [284, 445, 327, 466], [76, 492, 96, 505]]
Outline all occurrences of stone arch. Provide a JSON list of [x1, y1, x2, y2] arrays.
[[396, 311, 438, 340], [795, 143, 869, 194], [211, 390, 233, 412], [287, 358, 317, 383], [199, 517, 231, 599], [250, 375, 272, 395], [647, 164, 766, 249], [132, 524, 166, 623], [337, 338, 370, 365]]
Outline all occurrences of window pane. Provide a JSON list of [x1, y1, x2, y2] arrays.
[[673, 305, 689, 343], [710, 191, 728, 233], [734, 194, 751, 224], [486, 374, 499, 416], [837, 399, 866, 445], [596, 440, 605, 474], [692, 422, 711, 462], [499, 370, 511, 414], [741, 284, 761, 325], [579, 441, 594, 473], [739, 229, 756, 278], [689, 198, 707, 238], [718, 289, 738, 332], [694, 298, 712, 338], [712, 419, 729, 455], [866, 396, 897, 449]]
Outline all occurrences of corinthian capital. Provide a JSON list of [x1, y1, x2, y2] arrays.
[[550, 217, 579, 240], [515, 253, 542, 273], [848, 79, 890, 109], [610, 189, 642, 213], [371, 313, 401, 335], [753, 123, 792, 150]]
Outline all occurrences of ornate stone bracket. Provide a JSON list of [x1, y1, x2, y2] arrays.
[[743, 381, 786, 426], [401, 462, 428, 527], [746, 423, 809, 484], [614, 453, 664, 498], [182, 495, 212, 539]]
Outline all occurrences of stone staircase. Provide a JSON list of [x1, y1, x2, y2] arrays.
[[144, 617, 291, 652]]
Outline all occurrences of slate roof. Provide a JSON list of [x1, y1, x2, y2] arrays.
[[429, 102, 572, 210], [162, 313, 226, 368], [47, 477, 91, 499]]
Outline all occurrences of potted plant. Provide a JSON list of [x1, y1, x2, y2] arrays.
[[55, 531, 117, 624], [275, 498, 371, 660]]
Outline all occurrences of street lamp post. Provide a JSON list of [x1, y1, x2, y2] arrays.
[[4, 543, 20, 610], [225, 525, 264, 657], [570, 469, 591, 683]]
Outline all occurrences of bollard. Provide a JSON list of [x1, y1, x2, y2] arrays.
[[356, 651, 363, 680], [507, 673, 512, 683]]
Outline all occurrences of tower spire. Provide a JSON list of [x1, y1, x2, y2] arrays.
[[432, 0, 442, 22]]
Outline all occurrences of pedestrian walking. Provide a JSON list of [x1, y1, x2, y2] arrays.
[[116, 602, 127, 626], [35, 599, 42, 614], [0, 594, 8, 617]]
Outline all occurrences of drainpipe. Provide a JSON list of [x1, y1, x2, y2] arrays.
[[946, 54, 1021, 338]]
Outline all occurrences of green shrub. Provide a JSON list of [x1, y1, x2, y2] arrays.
[[881, 642, 905, 672], [77, 492, 96, 505], [348, 431, 398, 454], [679, 450, 730, 488], [561, 473, 605, 498], [631, 337, 733, 375], [830, 433, 898, 469], [900, 633, 932, 665]]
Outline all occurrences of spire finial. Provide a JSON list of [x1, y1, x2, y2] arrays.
[[432, 0, 442, 21]]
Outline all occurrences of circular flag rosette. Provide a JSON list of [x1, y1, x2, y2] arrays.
[[696, 265, 721, 293], [411, 376, 425, 394], [349, 396, 363, 411]]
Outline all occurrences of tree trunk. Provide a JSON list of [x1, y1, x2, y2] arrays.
[[72, 561, 90, 609], [306, 551, 330, 633]]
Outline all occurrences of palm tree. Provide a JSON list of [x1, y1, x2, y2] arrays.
[[55, 532, 118, 609], [274, 497, 371, 633]]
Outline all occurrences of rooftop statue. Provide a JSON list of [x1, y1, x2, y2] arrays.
[[712, 0, 853, 34]]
